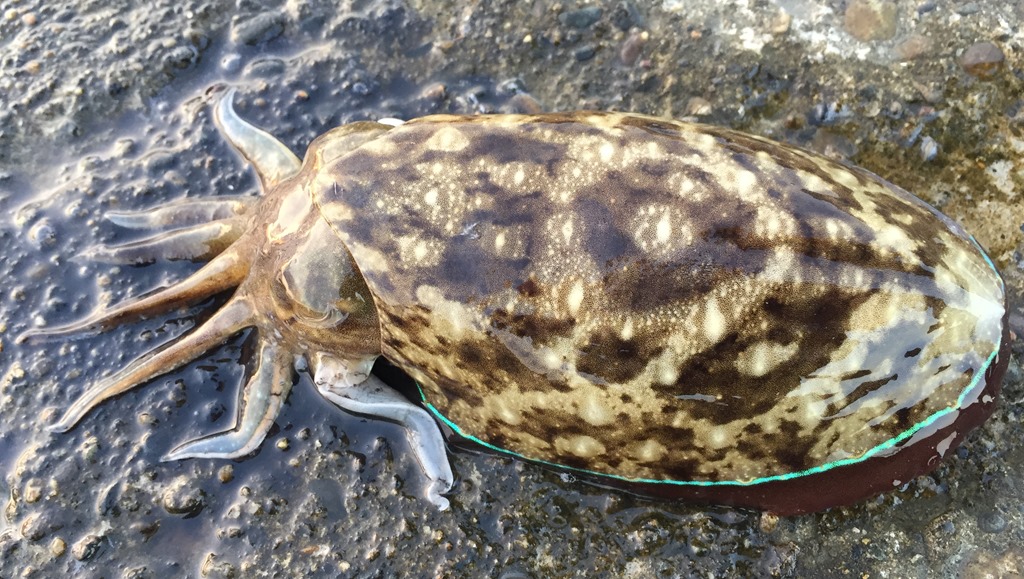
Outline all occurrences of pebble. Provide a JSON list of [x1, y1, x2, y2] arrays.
[[71, 534, 103, 561], [0, 531, 16, 558], [79, 436, 100, 462], [114, 138, 135, 157], [21, 12, 36, 26], [685, 97, 713, 116], [419, 82, 447, 102], [507, 94, 544, 114], [20, 512, 62, 542], [978, 511, 1008, 534], [955, 2, 980, 15], [960, 41, 1004, 79], [123, 567, 150, 579], [844, 0, 898, 42], [619, 29, 647, 65], [231, 12, 285, 45], [221, 54, 242, 73], [770, 11, 792, 35], [218, 465, 235, 484], [919, 136, 939, 161], [28, 220, 56, 250], [559, 7, 602, 29], [885, 100, 904, 119], [22, 478, 44, 503], [49, 537, 65, 557], [165, 45, 197, 70], [759, 512, 780, 533], [276, 437, 290, 451], [574, 45, 596, 61], [895, 34, 934, 61], [201, 552, 239, 579], [161, 477, 206, 517]]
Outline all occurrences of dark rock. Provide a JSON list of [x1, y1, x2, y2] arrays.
[[559, 7, 602, 29], [978, 511, 1008, 533], [609, 2, 642, 31], [955, 2, 981, 15], [574, 45, 596, 61]]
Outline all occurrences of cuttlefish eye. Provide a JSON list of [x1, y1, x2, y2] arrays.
[[276, 224, 355, 330]]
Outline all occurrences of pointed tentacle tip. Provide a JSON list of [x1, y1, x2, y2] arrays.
[[221, 87, 238, 107], [14, 329, 39, 345], [69, 248, 98, 264], [45, 417, 75, 434], [215, 87, 239, 125], [16, 326, 81, 345], [160, 448, 195, 462], [161, 443, 210, 462], [428, 483, 452, 511], [73, 245, 155, 265], [161, 431, 261, 462]]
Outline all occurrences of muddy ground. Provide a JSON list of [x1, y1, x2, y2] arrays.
[[1, 0, 1023, 577]]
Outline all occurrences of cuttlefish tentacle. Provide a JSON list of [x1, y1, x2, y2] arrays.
[[214, 88, 301, 190], [311, 354, 454, 510], [48, 296, 257, 433], [163, 337, 294, 460], [18, 244, 251, 343], [106, 197, 255, 229], [30, 90, 305, 455], [81, 217, 247, 264]]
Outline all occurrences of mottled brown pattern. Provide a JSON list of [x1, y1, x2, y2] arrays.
[[314, 112, 1004, 483]]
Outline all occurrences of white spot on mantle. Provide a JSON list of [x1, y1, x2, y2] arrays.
[[513, 167, 526, 186], [555, 435, 606, 459], [656, 214, 672, 244], [704, 298, 726, 342], [567, 281, 585, 316]]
